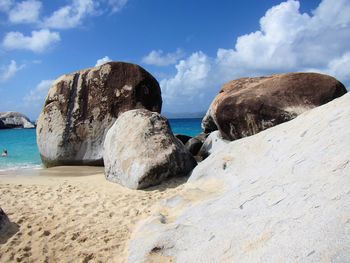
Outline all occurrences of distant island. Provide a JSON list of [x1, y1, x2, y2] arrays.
[[0, 112, 35, 129]]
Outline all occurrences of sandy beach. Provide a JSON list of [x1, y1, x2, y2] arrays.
[[0, 166, 185, 263]]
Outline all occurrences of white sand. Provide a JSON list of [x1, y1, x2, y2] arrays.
[[0, 166, 185, 263]]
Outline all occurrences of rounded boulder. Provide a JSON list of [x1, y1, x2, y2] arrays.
[[202, 73, 347, 140], [103, 109, 197, 189]]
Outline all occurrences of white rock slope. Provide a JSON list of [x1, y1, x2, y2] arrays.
[[129, 94, 350, 263]]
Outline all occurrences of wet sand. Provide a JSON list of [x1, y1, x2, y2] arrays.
[[0, 166, 185, 263]]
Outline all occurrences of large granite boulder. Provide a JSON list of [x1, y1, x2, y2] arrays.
[[0, 112, 34, 129], [103, 109, 197, 189], [37, 62, 162, 167], [202, 72, 347, 140], [129, 93, 350, 262]]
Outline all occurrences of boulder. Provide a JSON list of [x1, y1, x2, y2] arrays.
[[197, 131, 229, 160], [185, 133, 208, 156], [175, 134, 192, 145], [202, 72, 347, 140], [103, 109, 197, 189], [129, 93, 350, 262], [201, 108, 217, 133], [0, 207, 10, 233], [0, 112, 34, 129], [37, 62, 162, 167]]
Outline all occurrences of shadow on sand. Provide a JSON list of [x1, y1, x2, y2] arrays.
[[144, 175, 189, 192], [0, 221, 20, 244]]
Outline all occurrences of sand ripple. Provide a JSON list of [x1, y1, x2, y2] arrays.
[[0, 167, 185, 263]]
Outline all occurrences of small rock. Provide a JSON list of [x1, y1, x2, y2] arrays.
[[175, 134, 192, 145], [185, 133, 208, 156], [197, 131, 229, 160]]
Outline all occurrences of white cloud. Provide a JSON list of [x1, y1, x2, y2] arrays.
[[142, 49, 184, 66], [160, 52, 215, 111], [0, 60, 25, 81], [161, 0, 350, 114], [95, 56, 112, 66], [8, 0, 42, 24], [23, 79, 53, 103], [2, 29, 61, 53], [325, 52, 350, 82], [43, 0, 98, 29], [0, 0, 12, 11], [1, 0, 128, 28], [106, 0, 128, 13]]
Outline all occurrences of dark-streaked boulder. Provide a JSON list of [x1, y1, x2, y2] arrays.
[[0, 112, 34, 129], [202, 72, 347, 140], [103, 109, 197, 189], [37, 62, 162, 168]]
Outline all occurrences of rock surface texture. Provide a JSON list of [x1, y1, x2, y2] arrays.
[[0, 112, 34, 129], [104, 109, 197, 189], [202, 72, 347, 140], [129, 94, 350, 263], [36, 62, 162, 167]]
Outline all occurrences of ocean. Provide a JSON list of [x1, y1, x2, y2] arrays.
[[0, 118, 202, 171]]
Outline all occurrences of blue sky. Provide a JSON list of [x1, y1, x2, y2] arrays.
[[0, 0, 349, 120]]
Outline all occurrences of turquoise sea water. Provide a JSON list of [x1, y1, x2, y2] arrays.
[[0, 118, 202, 170]]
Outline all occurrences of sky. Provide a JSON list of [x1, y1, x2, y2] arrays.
[[0, 0, 349, 120]]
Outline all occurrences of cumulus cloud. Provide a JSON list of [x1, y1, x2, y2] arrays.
[[23, 79, 53, 103], [43, 0, 97, 29], [142, 49, 185, 67], [2, 29, 61, 53], [161, 52, 213, 110], [95, 56, 112, 66], [0, 0, 12, 11], [1, 0, 128, 27], [0, 60, 25, 81], [8, 0, 42, 24], [42, 0, 128, 29], [324, 52, 350, 82], [161, 0, 350, 113]]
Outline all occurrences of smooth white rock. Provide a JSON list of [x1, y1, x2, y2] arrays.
[[128, 94, 350, 263]]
